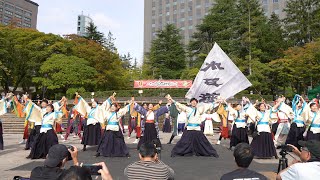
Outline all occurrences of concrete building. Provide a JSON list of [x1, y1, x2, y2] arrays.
[[77, 14, 93, 37], [144, 0, 288, 54], [0, 0, 38, 29]]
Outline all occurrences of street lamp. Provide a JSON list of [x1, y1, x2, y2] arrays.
[[91, 92, 95, 99]]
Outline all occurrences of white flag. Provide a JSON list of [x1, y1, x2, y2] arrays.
[[186, 43, 252, 102]]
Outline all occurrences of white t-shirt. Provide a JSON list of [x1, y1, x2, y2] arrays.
[[280, 161, 320, 180]]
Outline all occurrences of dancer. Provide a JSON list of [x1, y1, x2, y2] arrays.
[[129, 104, 142, 144], [63, 107, 82, 141], [96, 98, 132, 157], [202, 110, 220, 136], [167, 101, 180, 144], [162, 113, 172, 133], [134, 99, 168, 149], [27, 102, 63, 159], [0, 93, 11, 150], [177, 110, 187, 136], [227, 97, 256, 149], [304, 102, 320, 141], [285, 95, 307, 148], [216, 102, 232, 145], [74, 94, 113, 151], [271, 96, 293, 147], [168, 95, 219, 157], [250, 102, 277, 159], [24, 98, 48, 150]]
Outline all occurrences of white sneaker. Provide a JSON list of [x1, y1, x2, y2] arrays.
[[216, 140, 221, 145], [61, 135, 65, 139], [133, 139, 139, 144], [19, 140, 26, 144], [178, 134, 182, 137], [127, 136, 131, 139]]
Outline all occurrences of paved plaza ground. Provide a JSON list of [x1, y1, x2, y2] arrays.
[[0, 130, 292, 180]]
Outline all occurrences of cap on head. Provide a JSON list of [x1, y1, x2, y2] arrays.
[[298, 140, 320, 159], [44, 144, 70, 167]]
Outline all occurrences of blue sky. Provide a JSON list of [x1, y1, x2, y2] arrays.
[[32, 0, 144, 64]]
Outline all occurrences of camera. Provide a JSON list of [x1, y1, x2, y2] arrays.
[[82, 164, 102, 175], [66, 145, 74, 161], [280, 145, 293, 153]]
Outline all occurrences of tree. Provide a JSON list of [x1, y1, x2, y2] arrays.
[[284, 0, 320, 46], [65, 34, 131, 90], [120, 52, 133, 69], [257, 13, 288, 63], [189, 0, 239, 68], [148, 24, 186, 79], [33, 54, 97, 93], [105, 31, 117, 52], [85, 22, 106, 45], [0, 26, 70, 93]]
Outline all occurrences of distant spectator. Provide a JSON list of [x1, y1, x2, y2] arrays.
[[277, 140, 320, 180], [220, 143, 267, 180], [317, 93, 320, 100], [30, 144, 78, 180], [124, 143, 174, 180]]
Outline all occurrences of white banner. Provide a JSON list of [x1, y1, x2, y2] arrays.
[[186, 43, 252, 102]]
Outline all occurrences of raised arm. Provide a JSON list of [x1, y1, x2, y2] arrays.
[[117, 104, 131, 117], [155, 105, 169, 118], [134, 103, 148, 116], [74, 95, 90, 117]]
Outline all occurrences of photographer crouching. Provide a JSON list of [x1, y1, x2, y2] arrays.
[[277, 140, 320, 180]]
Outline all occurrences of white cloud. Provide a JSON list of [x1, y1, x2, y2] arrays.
[[91, 13, 121, 32]]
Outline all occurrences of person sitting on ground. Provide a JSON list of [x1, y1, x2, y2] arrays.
[[277, 140, 320, 180], [220, 143, 267, 180], [124, 142, 174, 180], [30, 144, 79, 180]]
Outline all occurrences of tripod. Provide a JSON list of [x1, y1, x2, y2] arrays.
[[277, 150, 288, 173]]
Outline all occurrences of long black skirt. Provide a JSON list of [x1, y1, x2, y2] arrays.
[[285, 123, 305, 148], [171, 130, 219, 157], [306, 131, 320, 141], [250, 132, 277, 158], [162, 118, 171, 133], [0, 121, 3, 150], [82, 123, 101, 146], [230, 126, 249, 148], [138, 123, 161, 149], [97, 129, 129, 157], [25, 125, 41, 149], [29, 129, 58, 159]]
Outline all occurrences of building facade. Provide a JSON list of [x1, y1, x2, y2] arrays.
[[0, 0, 38, 29], [77, 14, 93, 37], [144, 0, 287, 54]]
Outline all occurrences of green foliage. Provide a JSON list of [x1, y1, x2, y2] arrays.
[[149, 24, 186, 79], [32, 54, 97, 91], [85, 22, 106, 45], [284, 0, 320, 46], [66, 87, 86, 99]]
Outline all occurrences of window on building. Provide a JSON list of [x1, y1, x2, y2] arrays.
[[23, 22, 31, 27], [4, 15, 10, 20], [15, 7, 23, 14], [180, 18, 185, 22], [24, 17, 31, 22], [15, 14, 22, 19], [166, 12, 170, 16], [77, 27, 80, 31], [274, 9, 279, 14], [166, 7, 169, 12], [78, 21, 80, 25], [180, 2, 185, 9], [0, 8, 2, 12], [152, 10, 155, 16], [5, 10, 13, 15], [188, 25, 193, 29], [263, 0, 268, 4], [273, 0, 279, 2], [0, 1, 3, 6], [152, 1, 156, 7], [25, 11, 32, 17], [5, 3, 14, 10]]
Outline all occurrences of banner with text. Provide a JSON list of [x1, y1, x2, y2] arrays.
[[134, 80, 193, 89]]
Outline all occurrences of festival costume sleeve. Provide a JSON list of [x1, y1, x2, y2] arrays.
[[11, 97, 25, 117], [211, 112, 221, 122], [174, 101, 192, 114], [134, 103, 147, 116], [0, 99, 7, 116], [24, 100, 42, 123], [74, 96, 90, 117], [245, 104, 258, 123], [155, 106, 169, 118], [198, 102, 215, 115], [117, 104, 131, 117], [217, 104, 228, 127], [152, 104, 160, 111], [101, 98, 112, 112]]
